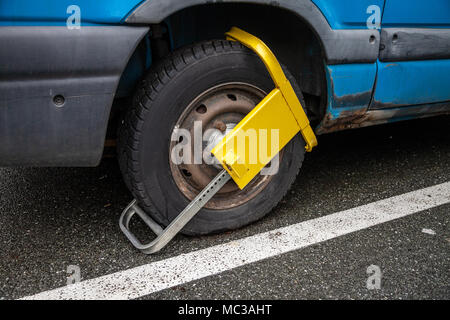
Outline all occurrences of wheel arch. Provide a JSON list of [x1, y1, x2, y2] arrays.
[[122, 1, 379, 125], [126, 0, 379, 65], [123, 2, 332, 123]]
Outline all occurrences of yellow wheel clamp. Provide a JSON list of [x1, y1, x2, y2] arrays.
[[119, 27, 318, 254]]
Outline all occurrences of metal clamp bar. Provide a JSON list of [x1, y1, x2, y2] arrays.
[[119, 170, 231, 254], [225, 27, 318, 152]]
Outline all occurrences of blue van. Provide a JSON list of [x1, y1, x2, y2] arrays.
[[1, 0, 449, 235]]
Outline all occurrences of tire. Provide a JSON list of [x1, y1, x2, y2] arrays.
[[117, 40, 306, 235]]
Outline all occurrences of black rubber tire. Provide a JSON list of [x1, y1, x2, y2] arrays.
[[117, 40, 306, 235]]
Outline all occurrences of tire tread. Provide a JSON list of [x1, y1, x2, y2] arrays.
[[117, 40, 304, 234]]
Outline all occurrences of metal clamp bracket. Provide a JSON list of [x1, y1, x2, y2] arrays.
[[212, 27, 318, 189], [119, 27, 317, 254], [119, 170, 230, 254]]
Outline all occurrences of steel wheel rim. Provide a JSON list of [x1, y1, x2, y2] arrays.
[[169, 82, 282, 210]]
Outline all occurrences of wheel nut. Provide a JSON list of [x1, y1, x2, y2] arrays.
[[213, 120, 227, 133]]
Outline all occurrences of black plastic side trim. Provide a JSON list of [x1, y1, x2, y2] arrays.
[[126, 0, 379, 64], [0, 26, 149, 166], [380, 28, 450, 62]]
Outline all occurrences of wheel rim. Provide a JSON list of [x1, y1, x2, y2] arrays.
[[169, 82, 282, 210]]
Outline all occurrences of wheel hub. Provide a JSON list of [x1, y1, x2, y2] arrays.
[[169, 82, 280, 210], [204, 122, 236, 170]]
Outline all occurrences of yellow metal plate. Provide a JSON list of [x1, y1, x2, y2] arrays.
[[212, 89, 301, 189]]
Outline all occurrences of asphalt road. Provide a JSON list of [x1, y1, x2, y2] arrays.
[[0, 116, 449, 300]]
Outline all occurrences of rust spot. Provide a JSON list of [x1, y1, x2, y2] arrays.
[[318, 101, 450, 134], [317, 108, 371, 134], [370, 100, 404, 109], [213, 120, 227, 132], [331, 91, 372, 109], [316, 89, 373, 134]]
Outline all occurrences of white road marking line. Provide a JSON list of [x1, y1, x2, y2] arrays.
[[422, 228, 436, 235], [21, 181, 450, 300]]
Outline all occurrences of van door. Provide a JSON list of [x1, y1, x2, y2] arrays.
[[370, 0, 450, 109]]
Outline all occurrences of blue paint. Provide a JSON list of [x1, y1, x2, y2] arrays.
[[324, 63, 377, 118], [306, 0, 450, 30], [372, 60, 450, 108], [0, 0, 144, 25], [1, 0, 449, 126], [382, 0, 450, 28], [311, 0, 385, 29]]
